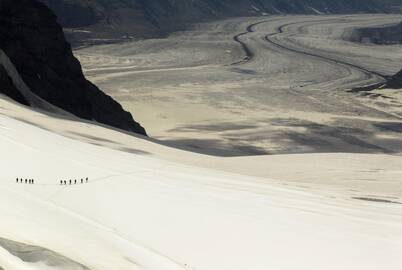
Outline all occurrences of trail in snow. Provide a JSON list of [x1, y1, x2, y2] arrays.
[[1, 96, 402, 269], [1, 180, 188, 270]]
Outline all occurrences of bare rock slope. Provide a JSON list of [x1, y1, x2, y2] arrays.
[[0, 0, 146, 135]]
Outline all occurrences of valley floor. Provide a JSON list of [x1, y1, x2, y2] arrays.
[[76, 14, 402, 156]]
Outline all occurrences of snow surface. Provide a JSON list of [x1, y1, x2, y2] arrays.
[[0, 97, 402, 270], [1, 13, 402, 270]]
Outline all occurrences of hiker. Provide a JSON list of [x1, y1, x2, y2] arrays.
[[25, 179, 27, 184], [64, 180, 67, 185], [74, 179, 77, 185], [86, 177, 88, 183], [60, 180, 63, 185], [81, 179, 83, 184], [16, 178, 19, 183], [69, 180, 72, 185], [32, 179, 35, 184]]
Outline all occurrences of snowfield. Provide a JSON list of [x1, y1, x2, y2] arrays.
[[1, 97, 402, 270], [2, 13, 402, 270]]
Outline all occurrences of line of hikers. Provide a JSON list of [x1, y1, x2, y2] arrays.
[[16, 178, 35, 184], [60, 178, 89, 185]]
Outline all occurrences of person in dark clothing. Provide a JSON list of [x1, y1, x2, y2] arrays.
[[81, 179, 83, 184], [32, 179, 35, 184], [86, 177, 88, 183], [64, 180, 67, 185], [60, 180, 63, 185], [16, 178, 19, 183], [25, 179, 27, 184], [69, 180, 72, 185], [74, 179, 77, 184]]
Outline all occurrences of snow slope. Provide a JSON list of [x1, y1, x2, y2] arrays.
[[1, 97, 402, 270]]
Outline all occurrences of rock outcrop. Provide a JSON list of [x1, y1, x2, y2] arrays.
[[0, 65, 29, 106], [0, 0, 146, 135], [385, 69, 402, 89]]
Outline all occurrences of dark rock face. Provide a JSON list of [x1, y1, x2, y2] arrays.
[[0, 0, 146, 135], [385, 69, 402, 89], [38, 0, 101, 28], [0, 66, 29, 105], [39, 0, 161, 46]]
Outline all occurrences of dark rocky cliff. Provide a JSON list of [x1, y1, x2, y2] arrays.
[[0, 0, 146, 135], [0, 65, 29, 105]]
